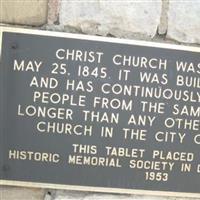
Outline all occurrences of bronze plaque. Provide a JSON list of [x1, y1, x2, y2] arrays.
[[0, 27, 200, 197]]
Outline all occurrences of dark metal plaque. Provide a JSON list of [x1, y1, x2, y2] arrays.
[[0, 27, 200, 197]]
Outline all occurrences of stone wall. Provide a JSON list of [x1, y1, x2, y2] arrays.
[[0, 0, 200, 200]]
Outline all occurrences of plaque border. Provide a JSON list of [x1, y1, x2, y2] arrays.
[[0, 26, 200, 198]]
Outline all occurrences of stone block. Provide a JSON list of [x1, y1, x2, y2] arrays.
[[59, 0, 162, 38], [0, 0, 48, 26], [0, 186, 45, 200], [167, 0, 200, 44]]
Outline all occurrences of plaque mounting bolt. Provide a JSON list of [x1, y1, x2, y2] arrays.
[[11, 43, 18, 49]]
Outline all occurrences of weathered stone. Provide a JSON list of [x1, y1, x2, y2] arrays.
[[53, 190, 194, 200], [48, 0, 60, 25], [0, 0, 48, 26], [44, 191, 54, 200], [54, 190, 88, 200], [0, 186, 45, 200], [158, 0, 169, 35], [167, 0, 200, 44], [59, 0, 162, 38]]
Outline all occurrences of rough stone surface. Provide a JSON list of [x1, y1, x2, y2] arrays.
[[53, 190, 192, 200], [167, 0, 200, 44], [48, 0, 60, 25], [59, 0, 162, 38], [158, 0, 169, 35], [0, 186, 45, 200], [0, 0, 48, 26]]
